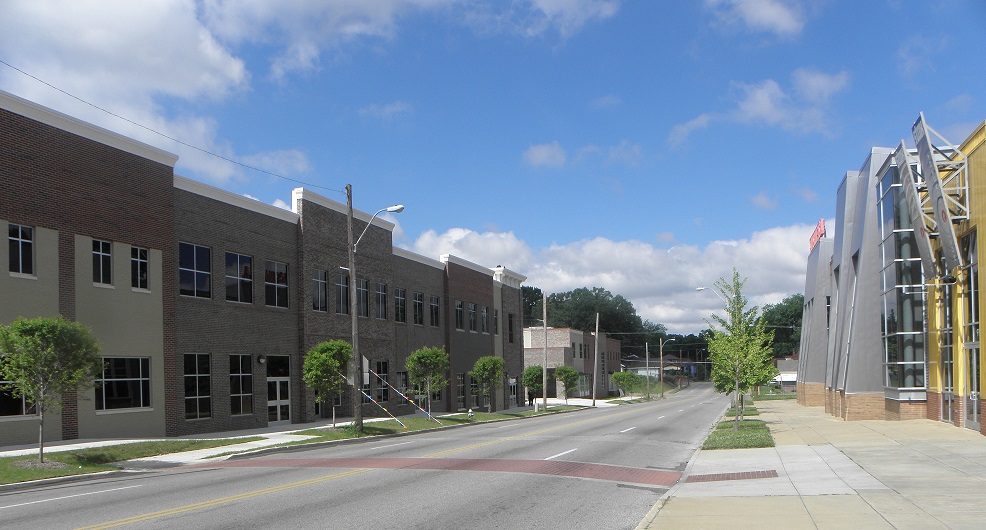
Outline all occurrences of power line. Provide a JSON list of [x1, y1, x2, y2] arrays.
[[0, 58, 342, 194]]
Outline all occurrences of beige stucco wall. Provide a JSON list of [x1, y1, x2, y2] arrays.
[[74, 236, 166, 438]]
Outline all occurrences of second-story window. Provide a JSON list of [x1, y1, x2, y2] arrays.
[[335, 274, 349, 314], [357, 279, 369, 317], [413, 292, 424, 325], [313, 270, 328, 312], [481, 306, 489, 333], [430, 296, 440, 327], [395, 288, 407, 323], [494, 309, 499, 335], [131, 247, 148, 290], [376, 282, 388, 319], [179, 242, 211, 298], [92, 239, 112, 285], [508, 313, 515, 343], [225, 252, 253, 303], [265, 260, 288, 308], [455, 301, 464, 330], [8, 224, 34, 275], [468, 303, 477, 332]]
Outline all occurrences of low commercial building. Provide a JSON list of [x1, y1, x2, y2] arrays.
[[0, 90, 526, 446], [522, 327, 619, 398]]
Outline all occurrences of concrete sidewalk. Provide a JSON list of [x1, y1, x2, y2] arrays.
[[637, 399, 986, 529]]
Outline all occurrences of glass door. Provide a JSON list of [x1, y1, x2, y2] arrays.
[[967, 346, 980, 430], [266, 355, 290, 424]]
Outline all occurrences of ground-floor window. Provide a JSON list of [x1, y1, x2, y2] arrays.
[[97, 357, 151, 411], [456, 374, 465, 410], [184, 354, 211, 419], [508, 378, 517, 406], [0, 382, 36, 417], [230, 354, 253, 416], [375, 361, 390, 402]]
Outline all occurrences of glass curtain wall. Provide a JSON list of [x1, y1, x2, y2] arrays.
[[878, 166, 927, 392], [937, 249, 955, 422], [961, 232, 980, 429]]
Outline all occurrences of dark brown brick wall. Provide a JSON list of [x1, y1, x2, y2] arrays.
[[0, 107, 175, 438]]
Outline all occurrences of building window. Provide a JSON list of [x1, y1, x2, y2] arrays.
[[468, 303, 477, 331], [471, 380, 480, 408], [92, 239, 112, 285], [455, 301, 464, 330], [413, 292, 425, 325], [481, 306, 489, 333], [456, 373, 465, 410], [336, 274, 349, 314], [131, 247, 148, 289], [375, 361, 390, 402], [225, 253, 253, 303], [376, 282, 388, 319], [508, 313, 515, 343], [0, 381, 36, 417], [430, 296, 441, 327], [183, 354, 211, 419], [96, 357, 151, 411], [494, 309, 499, 335], [313, 270, 328, 312], [357, 278, 369, 317], [265, 260, 288, 308], [179, 242, 211, 298], [230, 354, 253, 416], [8, 224, 33, 275], [395, 371, 409, 397], [395, 288, 407, 323]]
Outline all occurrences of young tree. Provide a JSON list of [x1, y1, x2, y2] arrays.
[[302, 340, 353, 409], [521, 365, 543, 405], [405, 347, 449, 415], [761, 293, 804, 358], [611, 371, 641, 397], [469, 356, 504, 413], [0, 316, 102, 463], [553, 365, 579, 404], [706, 269, 777, 431]]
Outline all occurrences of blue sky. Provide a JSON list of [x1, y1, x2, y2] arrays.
[[2, 1, 985, 333]]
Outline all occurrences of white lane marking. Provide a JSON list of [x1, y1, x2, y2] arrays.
[[0, 485, 142, 510], [372, 441, 413, 450], [544, 449, 577, 461], [619, 427, 636, 433]]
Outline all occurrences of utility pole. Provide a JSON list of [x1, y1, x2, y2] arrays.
[[645, 341, 650, 400], [542, 290, 548, 412], [592, 312, 600, 406], [346, 184, 363, 432], [660, 337, 675, 399]]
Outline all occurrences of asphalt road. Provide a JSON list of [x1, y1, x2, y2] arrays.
[[1, 383, 728, 530]]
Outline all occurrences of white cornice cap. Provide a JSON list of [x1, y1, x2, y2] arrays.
[[441, 254, 493, 276], [292, 188, 396, 231], [175, 175, 299, 223], [393, 247, 444, 270]]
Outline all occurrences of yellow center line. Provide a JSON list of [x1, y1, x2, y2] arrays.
[[77, 469, 369, 530]]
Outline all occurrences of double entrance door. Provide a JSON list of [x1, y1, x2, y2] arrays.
[[266, 355, 291, 424]]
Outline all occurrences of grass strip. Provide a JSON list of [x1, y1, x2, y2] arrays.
[[0, 437, 263, 485], [702, 419, 774, 450]]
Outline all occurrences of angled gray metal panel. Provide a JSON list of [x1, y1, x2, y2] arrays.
[[799, 238, 833, 384]]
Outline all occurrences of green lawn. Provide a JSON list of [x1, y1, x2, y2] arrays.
[[751, 392, 797, 401], [702, 419, 774, 450], [0, 437, 263, 485]]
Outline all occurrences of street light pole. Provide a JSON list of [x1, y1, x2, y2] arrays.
[[660, 337, 675, 399], [346, 184, 403, 433], [542, 290, 548, 413]]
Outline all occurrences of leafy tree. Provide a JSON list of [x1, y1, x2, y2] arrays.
[[553, 365, 579, 404], [303, 340, 353, 407], [0, 316, 102, 463], [706, 269, 777, 431], [522, 365, 543, 401], [761, 293, 804, 358], [611, 371, 641, 397], [405, 347, 449, 415], [469, 356, 504, 413], [521, 285, 543, 326]]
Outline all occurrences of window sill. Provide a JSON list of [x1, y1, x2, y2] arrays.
[[131, 287, 152, 294], [265, 304, 289, 310], [0, 414, 39, 422], [93, 282, 115, 289], [96, 407, 154, 415], [228, 300, 254, 305], [9, 272, 37, 280]]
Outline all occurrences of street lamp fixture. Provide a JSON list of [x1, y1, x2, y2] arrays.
[[659, 337, 675, 398], [695, 286, 727, 305], [346, 184, 403, 432]]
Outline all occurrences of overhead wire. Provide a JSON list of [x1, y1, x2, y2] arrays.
[[0, 58, 342, 194]]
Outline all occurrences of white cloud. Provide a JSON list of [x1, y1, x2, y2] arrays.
[[591, 94, 622, 108], [705, 0, 805, 38], [358, 101, 414, 120], [411, 223, 813, 334], [945, 93, 975, 113], [751, 191, 778, 210], [896, 35, 948, 79], [608, 140, 642, 166], [668, 113, 713, 147], [465, 0, 620, 39], [240, 149, 311, 176], [272, 198, 291, 210], [523, 141, 568, 168], [792, 68, 850, 104], [792, 186, 818, 203]]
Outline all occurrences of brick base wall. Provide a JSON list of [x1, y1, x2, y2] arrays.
[[927, 391, 941, 422], [797, 382, 825, 407], [885, 399, 927, 421], [843, 392, 885, 420]]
